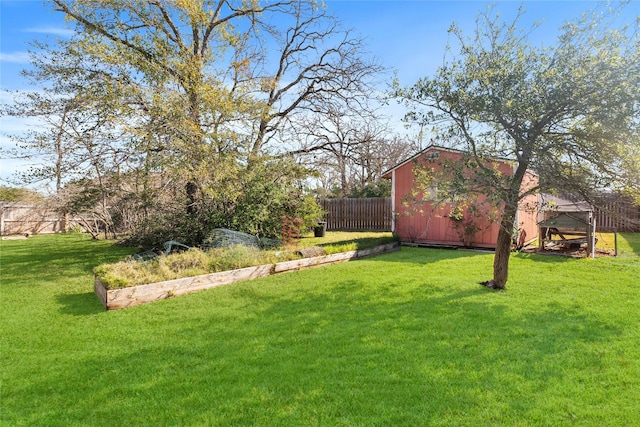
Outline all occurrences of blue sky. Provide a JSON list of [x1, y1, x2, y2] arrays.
[[1, 0, 638, 184]]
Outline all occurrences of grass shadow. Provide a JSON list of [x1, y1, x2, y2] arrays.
[[3, 234, 636, 425], [238, 280, 620, 423], [513, 251, 573, 264], [0, 234, 136, 284], [53, 277, 616, 425], [316, 236, 399, 251], [375, 245, 490, 265], [56, 292, 105, 316], [618, 232, 640, 256], [299, 231, 396, 250]]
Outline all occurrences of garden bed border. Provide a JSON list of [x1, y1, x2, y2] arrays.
[[95, 242, 400, 310]]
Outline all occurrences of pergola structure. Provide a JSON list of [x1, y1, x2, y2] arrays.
[[537, 195, 596, 257]]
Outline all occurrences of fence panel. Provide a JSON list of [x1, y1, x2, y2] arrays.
[[594, 196, 640, 232], [0, 203, 66, 236], [319, 198, 392, 231], [318, 196, 639, 233]]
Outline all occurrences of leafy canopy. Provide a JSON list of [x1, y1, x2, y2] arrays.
[[397, 4, 639, 203]]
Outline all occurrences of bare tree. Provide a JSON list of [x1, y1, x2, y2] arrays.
[[290, 104, 416, 197], [246, 3, 385, 159]]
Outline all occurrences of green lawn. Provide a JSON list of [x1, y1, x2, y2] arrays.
[[1, 233, 639, 426]]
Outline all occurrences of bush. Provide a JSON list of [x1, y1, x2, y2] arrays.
[[124, 156, 324, 247]]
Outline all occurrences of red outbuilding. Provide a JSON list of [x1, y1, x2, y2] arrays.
[[382, 145, 538, 248]]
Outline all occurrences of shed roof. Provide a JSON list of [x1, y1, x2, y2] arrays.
[[381, 145, 466, 179], [538, 212, 590, 229], [539, 194, 592, 213], [381, 144, 527, 180]]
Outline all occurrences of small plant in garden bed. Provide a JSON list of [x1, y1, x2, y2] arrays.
[[94, 232, 398, 289]]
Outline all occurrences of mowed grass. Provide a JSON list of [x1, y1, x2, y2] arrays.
[[1, 233, 639, 426]]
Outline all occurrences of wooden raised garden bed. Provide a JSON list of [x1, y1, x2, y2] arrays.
[[95, 242, 400, 310]]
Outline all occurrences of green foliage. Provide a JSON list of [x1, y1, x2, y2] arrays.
[[8, 0, 377, 249], [125, 211, 190, 248], [293, 194, 326, 232], [122, 156, 323, 246], [348, 179, 391, 198], [229, 157, 323, 238], [449, 203, 484, 247], [2, 233, 640, 425], [0, 186, 44, 202], [66, 224, 84, 234], [399, 5, 639, 201], [62, 179, 102, 214]]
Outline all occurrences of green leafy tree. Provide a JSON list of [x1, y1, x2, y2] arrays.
[[397, 5, 639, 288], [0, 186, 44, 203], [5, 0, 381, 243], [50, 0, 272, 214]]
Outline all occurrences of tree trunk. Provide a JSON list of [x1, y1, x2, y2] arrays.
[[481, 159, 530, 290], [491, 223, 513, 289], [480, 215, 513, 290], [186, 181, 198, 216]]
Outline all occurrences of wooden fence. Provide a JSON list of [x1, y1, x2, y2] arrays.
[[0, 203, 67, 236], [594, 196, 640, 232], [319, 198, 392, 231], [4, 196, 636, 236], [318, 195, 639, 233]]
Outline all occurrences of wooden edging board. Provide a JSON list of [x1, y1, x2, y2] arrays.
[[95, 242, 400, 310]]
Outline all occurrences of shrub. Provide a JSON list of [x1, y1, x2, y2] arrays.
[[124, 157, 324, 246]]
